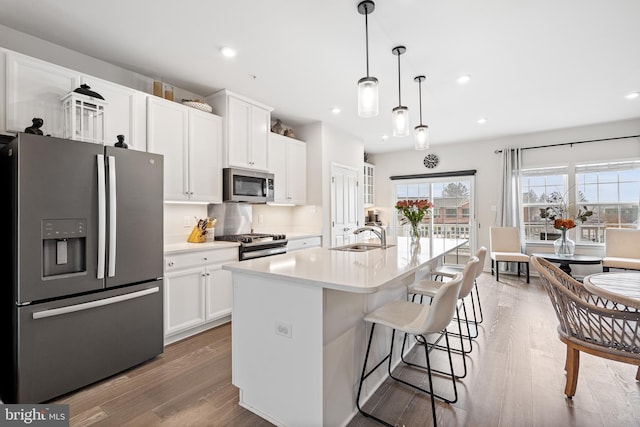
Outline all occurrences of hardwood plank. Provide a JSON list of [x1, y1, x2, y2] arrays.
[[53, 273, 640, 427]]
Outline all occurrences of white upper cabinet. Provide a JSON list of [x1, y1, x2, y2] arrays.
[[4, 51, 147, 151], [147, 96, 222, 203], [5, 52, 80, 137], [188, 107, 223, 203], [79, 77, 147, 151], [269, 133, 306, 205], [206, 90, 272, 171], [364, 162, 375, 207]]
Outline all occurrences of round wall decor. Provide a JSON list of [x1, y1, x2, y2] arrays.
[[423, 153, 439, 168]]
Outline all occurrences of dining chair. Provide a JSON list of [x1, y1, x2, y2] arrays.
[[531, 256, 640, 397], [356, 273, 464, 427], [490, 227, 530, 283], [602, 228, 640, 272]]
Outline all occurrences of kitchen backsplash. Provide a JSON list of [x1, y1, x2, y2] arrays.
[[164, 203, 322, 244]]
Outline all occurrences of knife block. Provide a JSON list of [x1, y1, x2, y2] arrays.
[[187, 225, 206, 243]]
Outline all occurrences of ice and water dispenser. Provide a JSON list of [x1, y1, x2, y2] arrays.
[[42, 219, 87, 277]]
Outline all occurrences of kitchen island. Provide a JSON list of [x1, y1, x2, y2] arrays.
[[223, 237, 467, 427]]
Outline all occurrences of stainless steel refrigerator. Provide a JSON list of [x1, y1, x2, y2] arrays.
[[0, 133, 164, 404]]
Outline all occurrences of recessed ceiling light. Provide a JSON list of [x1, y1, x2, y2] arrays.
[[220, 47, 237, 58], [331, 107, 341, 114], [477, 117, 488, 124], [457, 75, 471, 84], [382, 134, 389, 140], [625, 91, 639, 99]]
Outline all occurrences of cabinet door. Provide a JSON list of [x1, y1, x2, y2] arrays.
[[250, 105, 270, 170], [164, 267, 206, 337], [6, 53, 80, 136], [227, 96, 251, 168], [189, 109, 222, 203], [147, 97, 189, 201], [287, 139, 307, 205], [269, 133, 288, 203], [205, 264, 233, 321], [82, 76, 146, 151]]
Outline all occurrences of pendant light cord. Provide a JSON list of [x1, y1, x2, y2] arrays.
[[397, 53, 402, 105], [418, 78, 423, 124], [364, 4, 370, 77]]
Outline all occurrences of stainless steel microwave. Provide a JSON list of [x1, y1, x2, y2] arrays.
[[222, 168, 274, 203]]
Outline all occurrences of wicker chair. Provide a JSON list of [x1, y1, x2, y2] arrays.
[[531, 256, 640, 398]]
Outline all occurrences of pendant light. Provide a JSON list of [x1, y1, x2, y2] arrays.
[[357, 1, 378, 117], [414, 75, 429, 150], [392, 46, 409, 137]]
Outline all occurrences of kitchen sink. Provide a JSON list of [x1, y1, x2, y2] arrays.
[[330, 243, 395, 252]]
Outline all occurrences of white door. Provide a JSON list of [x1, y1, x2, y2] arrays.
[[331, 165, 359, 247], [227, 96, 251, 168]]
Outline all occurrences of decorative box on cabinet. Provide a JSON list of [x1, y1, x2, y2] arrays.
[[164, 247, 237, 344], [147, 96, 222, 202], [269, 132, 307, 205], [206, 89, 272, 171], [364, 162, 375, 207]]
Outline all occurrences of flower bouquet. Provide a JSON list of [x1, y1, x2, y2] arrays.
[[395, 199, 433, 242], [539, 193, 592, 256]]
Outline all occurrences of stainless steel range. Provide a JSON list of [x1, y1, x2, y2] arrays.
[[216, 233, 287, 261], [208, 203, 287, 261]]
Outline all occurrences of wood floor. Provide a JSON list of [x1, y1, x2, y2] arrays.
[[54, 272, 640, 426]]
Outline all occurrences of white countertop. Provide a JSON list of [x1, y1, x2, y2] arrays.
[[223, 237, 467, 293], [164, 241, 239, 255]]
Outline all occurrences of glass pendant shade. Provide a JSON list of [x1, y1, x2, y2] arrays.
[[358, 76, 379, 117], [414, 124, 429, 150], [392, 106, 410, 137]]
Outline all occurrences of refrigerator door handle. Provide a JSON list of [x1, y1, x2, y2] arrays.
[[97, 154, 106, 279], [32, 287, 159, 320], [107, 155, 117, 277]]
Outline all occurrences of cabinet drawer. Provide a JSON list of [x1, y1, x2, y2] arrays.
[[288, 236, 321, 252], [165, 248, 237, 271]]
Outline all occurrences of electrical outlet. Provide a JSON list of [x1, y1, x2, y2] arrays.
[[258, 214, 264, 224], [184, 216, 192, 227], [275, 321, 292, 339]]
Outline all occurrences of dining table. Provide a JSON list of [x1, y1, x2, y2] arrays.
[[582, 271, 640, 310]]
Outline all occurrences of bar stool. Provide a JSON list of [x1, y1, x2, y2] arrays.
[[434, 247, 487, 325], [356, 272, 463, 427], [408, 257, 480, 378]]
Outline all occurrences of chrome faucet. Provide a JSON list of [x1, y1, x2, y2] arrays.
[[353, 225, 387, 248]]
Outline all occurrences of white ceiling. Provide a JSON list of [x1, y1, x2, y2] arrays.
[[0, 0, 639, 153]]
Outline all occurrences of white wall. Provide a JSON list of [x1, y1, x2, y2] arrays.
[[371, 118, 640, 272]]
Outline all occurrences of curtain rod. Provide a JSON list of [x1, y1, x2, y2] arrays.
[[494, 134, 640, 154]]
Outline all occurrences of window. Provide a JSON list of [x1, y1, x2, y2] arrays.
[[393, 175, 475, 266], [521, 166, 568, 241], [575, 161, 640, 243], [521, 161, 640, 243]]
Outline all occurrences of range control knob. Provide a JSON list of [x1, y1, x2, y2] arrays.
[[241, 236, 253, 243]]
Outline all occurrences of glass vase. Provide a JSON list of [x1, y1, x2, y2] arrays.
[[554, 229, 575, 257], [409, 222, 420, 243]]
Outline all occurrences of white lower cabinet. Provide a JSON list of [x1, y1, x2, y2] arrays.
[[164, 247, 237, 344]]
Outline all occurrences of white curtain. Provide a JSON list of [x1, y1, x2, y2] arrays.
[[496, 148, 524, 272]]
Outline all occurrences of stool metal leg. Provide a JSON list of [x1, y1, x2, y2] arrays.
[[357, 323, 439, 426]]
